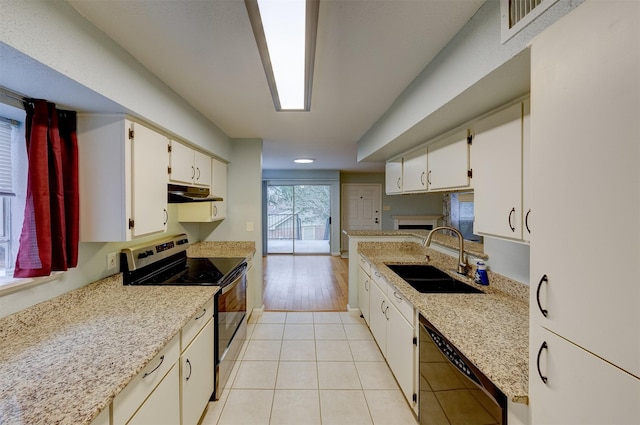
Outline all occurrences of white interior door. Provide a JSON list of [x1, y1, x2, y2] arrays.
[[341, 184, 382, 251]]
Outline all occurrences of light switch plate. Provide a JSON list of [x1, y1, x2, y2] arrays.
[[246, 221, 254, 232]]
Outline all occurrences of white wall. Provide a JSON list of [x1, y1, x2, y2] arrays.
[[0, 207, 200, 318], [0, 0, 236, 317], [357, 0, 583, 161], [201, 139, 264, 311], [0, 0, 231, 159]]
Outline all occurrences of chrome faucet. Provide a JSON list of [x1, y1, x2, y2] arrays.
[[423, 226, 469, 276]]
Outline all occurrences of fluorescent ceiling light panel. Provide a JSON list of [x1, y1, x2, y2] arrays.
[[246, 0, 319, 111], [258, 0, 305, 110], [294, 158, 315, 163]]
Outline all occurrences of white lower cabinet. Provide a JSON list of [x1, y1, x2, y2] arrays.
[[367, 266, 417, 410], [90, 406, 110, 425], [385, 302, 415, 403], [530, 326, 640, 425], [369, 279, 388, 353], [113, 334, 180, 424], [109, 297, 215, 425], [358, 260, 371, 325], [128, 364, 180, 425], [181, 319, 214, 425]]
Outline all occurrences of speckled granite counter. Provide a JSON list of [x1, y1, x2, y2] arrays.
[[358, 241, 529, 404], [187, 240, 256, 259], [0, 274, 219, 425], [345, 229, 488, 260]]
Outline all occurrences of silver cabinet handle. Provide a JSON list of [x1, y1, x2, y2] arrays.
[[396, 177, 401, 189], [365, 279, 369, 291], [191, 165, 195, 179], [213, 204, 218, 217], [163, 209, 168, 225], [427, 170, 432, 186], [420, 171, 425, 186], [393, 291, 402, 302], [196, 167, 201, 180]]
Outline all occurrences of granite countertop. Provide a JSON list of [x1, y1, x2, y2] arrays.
[[0, 275, 218, 425], [358, 241, 529, 404], [345, 229, 488, 260], [187, 240, 256, 259]]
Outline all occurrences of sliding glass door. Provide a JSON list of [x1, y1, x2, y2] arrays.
[[266, 185, 331, 254]]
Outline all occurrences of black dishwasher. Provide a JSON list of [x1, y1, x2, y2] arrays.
[[419, 315, 507, 425]]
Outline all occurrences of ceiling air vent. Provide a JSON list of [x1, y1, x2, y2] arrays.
[[501, 0, 559, 42]]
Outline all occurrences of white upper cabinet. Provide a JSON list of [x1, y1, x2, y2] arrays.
[[177, 157, 227, 222], [402, 149, 428, 193], [473, 102, 527, 241], [169, 140, 211, 187], [426, 129, 470, 192], [385, 129, 470, 195], [78, 116, 168, 242], [385, 160, 403, 194]]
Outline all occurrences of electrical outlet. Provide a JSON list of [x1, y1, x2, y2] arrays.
[[107, 252, 117, 270]]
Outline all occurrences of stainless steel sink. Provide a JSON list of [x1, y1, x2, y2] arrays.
[[386, 264, 484, 294]]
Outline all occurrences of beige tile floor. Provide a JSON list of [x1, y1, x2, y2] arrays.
[[201, 311, 419, 425]]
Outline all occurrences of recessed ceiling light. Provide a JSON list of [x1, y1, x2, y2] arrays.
[[294, 158, 315, 164]]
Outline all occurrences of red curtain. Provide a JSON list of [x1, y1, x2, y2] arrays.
[[14, 100, 79, 278]]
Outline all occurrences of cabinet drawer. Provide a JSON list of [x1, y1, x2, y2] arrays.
[[371, 267, 387, 295], [127, 363, 180, 425], [182, 297, 214, 351], [387, 286, 414, 324], [113, 333, 180, 425], [359, 256, 371, 277]]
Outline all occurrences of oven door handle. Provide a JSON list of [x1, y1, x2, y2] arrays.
[[221, 270, 246, 295]]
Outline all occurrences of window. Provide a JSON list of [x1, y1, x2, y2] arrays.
[[0, 117, 18, 277]]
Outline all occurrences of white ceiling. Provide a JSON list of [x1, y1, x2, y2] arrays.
[[66, 0, 485, 172]]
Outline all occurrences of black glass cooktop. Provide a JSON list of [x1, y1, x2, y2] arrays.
[[124, 255, 246, 286]]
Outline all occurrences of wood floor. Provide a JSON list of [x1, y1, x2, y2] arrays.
[[263, 255, 349, 311]]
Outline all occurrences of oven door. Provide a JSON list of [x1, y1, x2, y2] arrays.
[[419, 316, 506, 425], [213, 270, 247, 400]]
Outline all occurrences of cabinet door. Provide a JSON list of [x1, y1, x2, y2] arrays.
[[358, 266, 371, 325], [128, 363, 180, 425], [402, 149, 428, 192], [522, 100, 531, 242], [169, 140, 195, 184], [193, 150, 211, 187], [473, 103, 523, 240], [386, 304, 415, 405], [530, 0, 639, 376], [181, 319, 214, 425], [211, 157, 227, 220], [427, 129, 469, 191], [368, 280, 388, 355], [530, 326, 640, 425], [385, 161, 403, 194], [131, 122, 169, 237]]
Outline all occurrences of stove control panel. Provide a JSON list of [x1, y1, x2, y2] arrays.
[[121, 234, 189, 271]]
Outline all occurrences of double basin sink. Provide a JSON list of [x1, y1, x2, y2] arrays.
[[386, 264, 484, 294]]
